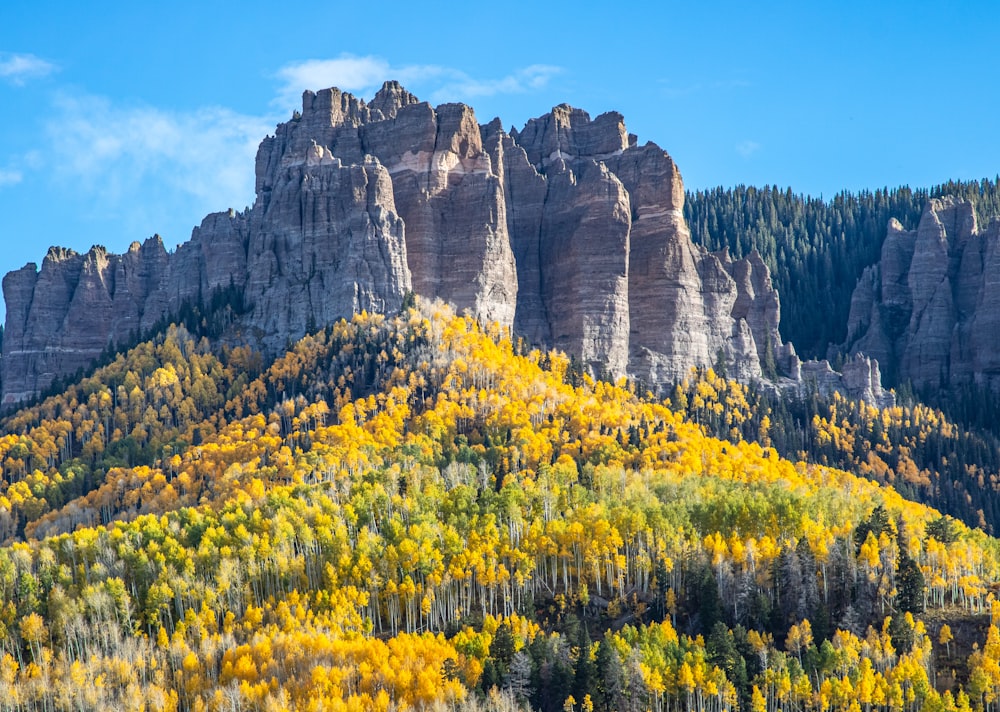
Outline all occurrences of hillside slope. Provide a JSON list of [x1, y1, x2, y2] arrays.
[[0, 302, 999, 710]]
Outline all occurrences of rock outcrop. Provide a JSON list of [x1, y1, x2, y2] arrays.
[[844, 197, 1000, 391], [793, 355, 894, 409], [2, 147, 409, 403], [3, 82, 855, 405]]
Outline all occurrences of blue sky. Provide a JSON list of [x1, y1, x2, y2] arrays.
[[1, 1, 999, 321]]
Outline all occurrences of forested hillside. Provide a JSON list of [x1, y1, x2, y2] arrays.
[[685, 178, 1000, 477], [685, 178, 1000, 359], [672, 371, 1000, 534], [1, 301, 1000, 710]]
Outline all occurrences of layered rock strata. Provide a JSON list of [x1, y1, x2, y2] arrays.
[[3, 82, 852, 405], [2, 152, 409, 403], [844, 197, 1000, 391]]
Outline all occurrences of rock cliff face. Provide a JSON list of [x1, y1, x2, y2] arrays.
[[3, 135, 409, 404], [3, 82, 848, 404], [844, 197, 1000, 391]]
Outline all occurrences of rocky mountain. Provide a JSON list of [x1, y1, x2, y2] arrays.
[[2, 82, 874, 406], [844, 196, 1000, 391]]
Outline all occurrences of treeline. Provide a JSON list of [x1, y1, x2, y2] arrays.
[[931, 178, 1000, 226], [672, 369, 1000, 534], [30, 280, 249, 410], [1, 303, 1000, 709], [0, 325, 262, 540], [685, 177, 1000, 359]]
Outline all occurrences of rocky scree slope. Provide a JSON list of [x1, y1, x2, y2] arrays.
[[1, 82, 876, 405]]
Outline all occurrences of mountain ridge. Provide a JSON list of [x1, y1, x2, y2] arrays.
[[1, 82, 880, 407]]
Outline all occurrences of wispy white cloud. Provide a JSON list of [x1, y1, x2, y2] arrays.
[[0, 53, 57, 85], [0, 168, 22, 187], [273, 55, 436, 108], [27, 55, 562, 243], [427, 64, 562, 103], [736, 140, 761, 158], [274, 54, 562, 109], [45, 93, 272, 238]]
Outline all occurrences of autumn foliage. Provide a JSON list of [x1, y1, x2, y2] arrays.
[[0, 301, 999, 710]]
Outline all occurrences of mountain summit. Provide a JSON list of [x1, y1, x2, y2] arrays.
[[3, 82, 837, 404]]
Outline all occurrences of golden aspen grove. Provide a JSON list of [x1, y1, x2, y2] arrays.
[[3, 299, 1000, 711]]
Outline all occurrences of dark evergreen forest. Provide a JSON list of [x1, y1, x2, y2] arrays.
[[683, 177, 1000, 536], [685, 177, 1000, 359]]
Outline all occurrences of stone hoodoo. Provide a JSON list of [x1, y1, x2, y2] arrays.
[[3, 82, 810, 404], [845, 196, 1000, 391]]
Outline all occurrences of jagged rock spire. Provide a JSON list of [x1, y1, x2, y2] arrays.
[[2, 84, 812, 405]]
